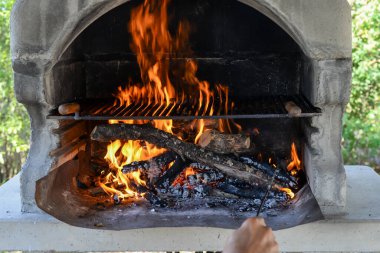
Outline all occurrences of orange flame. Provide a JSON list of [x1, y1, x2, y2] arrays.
[[99, 140, 166, 200], [287, 142, 301, 175], [171, 167, 198, 187], [184, 167, 196, 178], [113, 0, 240, 137], [280, 187, 295, 199]]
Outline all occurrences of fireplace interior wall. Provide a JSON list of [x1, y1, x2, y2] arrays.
[[49, 0, 303, 106]]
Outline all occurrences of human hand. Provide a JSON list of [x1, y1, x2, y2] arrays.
[[223, 217, 279, 253]]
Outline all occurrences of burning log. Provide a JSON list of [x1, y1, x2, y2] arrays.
[[216, 182, 265, 199], [210, 188, 239, 199], [122, 151, 176, 174], [122, 151, 177, 185], [155, 156, 187, 187], [198, 129, 251, 154], [88, 187, 106, 196], [144, 192, 166, 207], [91, 124, 286, 189], [188, 162, 212, 170], [90, 157, 109, 174], [240, 157, 297, 189]]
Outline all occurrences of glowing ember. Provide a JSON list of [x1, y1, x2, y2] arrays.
[[170, 167, 198, 187], [184, 167, 196, 178], [280, 187, 295, 199]]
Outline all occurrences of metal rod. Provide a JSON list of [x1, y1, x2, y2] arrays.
[[47, 95, 322, 120], [256, 167, 279, 217]]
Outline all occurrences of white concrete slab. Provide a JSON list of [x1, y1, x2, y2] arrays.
[[0, 166, 379, 252]]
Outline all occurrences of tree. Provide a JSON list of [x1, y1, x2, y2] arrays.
[[343, 0, 380, 170], [0, 0, 30, 183]]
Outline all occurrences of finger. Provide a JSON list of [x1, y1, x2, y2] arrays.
[[242, 217, 266, 228], [268, 241, 280, 253], [259, 226, 275, 244], [255, 217, 266, 226]]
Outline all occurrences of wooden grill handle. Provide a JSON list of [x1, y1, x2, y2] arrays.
[[58, 103, 80, 115], [285, 101, 302, 117]]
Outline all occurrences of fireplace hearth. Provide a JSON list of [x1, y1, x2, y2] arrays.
[[11, 0, 351, 232]]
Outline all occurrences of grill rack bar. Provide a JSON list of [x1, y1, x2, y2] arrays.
[[47, 95, 321, 121]]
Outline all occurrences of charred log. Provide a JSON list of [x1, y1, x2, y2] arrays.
[[240, 157, 297, 188], [216, 182, 265, 199], [122, 151, 176, 174], [90, 157, 109, 175], [156, 156, 188, 187], [210, 188, 239, 199], [91, 124, 286, 188], [188, 162, 212, 171], [88, 186, 106, 197], [198, 129, 251, 154]]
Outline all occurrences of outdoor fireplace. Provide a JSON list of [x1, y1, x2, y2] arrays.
[[11, 0, 351, 232]]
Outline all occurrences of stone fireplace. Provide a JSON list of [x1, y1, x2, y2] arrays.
[[3, 0, 380, 252], [11, 0, 351, 223]]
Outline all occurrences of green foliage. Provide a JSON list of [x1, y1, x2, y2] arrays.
[[348, 0, 380, 118], [343, 0, 380, 170], [0, 0, 30, 183]]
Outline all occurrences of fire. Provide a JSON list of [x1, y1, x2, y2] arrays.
[[99, 140, 166, 200], [184, 167, 196, 178], [280, 188, 295, 199], [287, 142, 301, 175], [171, 167, 197, 187], [114, 0, 240, 138]]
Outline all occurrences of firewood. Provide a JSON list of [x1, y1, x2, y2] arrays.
[[91, 124, 286, 189], [155, 156, 188, 187], [122, 151, 176, 185], [88, 187, 106, 196], [216, 182, 265, 199], [198, 129, 251, 154], [210, 188, 239, 199], [239, 157, 297, 189], [122, 151, 176, 174], [188, 162, 212, 170], [285, 101, 301, 116]]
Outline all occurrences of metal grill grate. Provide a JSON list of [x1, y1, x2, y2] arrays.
[[47, 95, 321, 120]]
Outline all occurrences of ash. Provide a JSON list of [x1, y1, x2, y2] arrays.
[[148, 167, 289, 214]]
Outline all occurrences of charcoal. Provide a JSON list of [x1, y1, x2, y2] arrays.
[[155, 156, 187, 187], [253, 199, 262, 206], [182, 187, 190, 198], [170, 184, 183, 196], [217, 182, 265, 199], [194, 185, 210, 198], [145, 192, 166, 207], [188, 162, 212, 170], [188, 175, 197, 186], [113, 194, 121, 205], [264, 199, 277, 209], [122, 151, 176, 174], [240, 156, 297, 188]]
